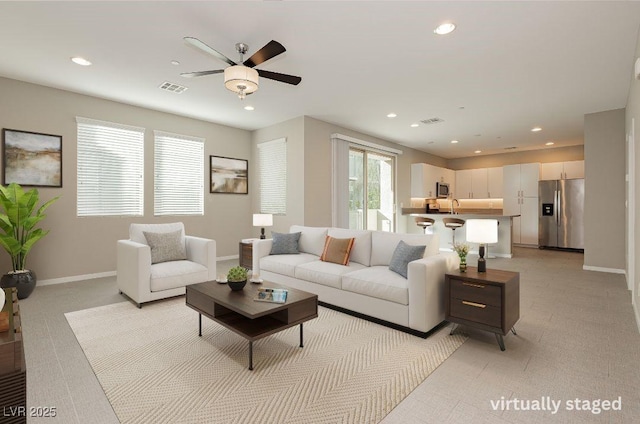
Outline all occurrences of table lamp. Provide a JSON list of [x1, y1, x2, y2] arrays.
[[466, 219, 498, 272], [253, 213, 273, 239]]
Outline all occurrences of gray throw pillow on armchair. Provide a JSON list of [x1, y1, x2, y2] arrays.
[[388, 240, 426, 278], [143, 230, 187, 264], [270, 232, 302, 255]]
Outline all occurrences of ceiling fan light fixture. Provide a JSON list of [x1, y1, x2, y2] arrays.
[[224, 65, 259, 99]]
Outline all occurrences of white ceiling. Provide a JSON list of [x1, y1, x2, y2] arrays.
[[1, 1, 639, 159]]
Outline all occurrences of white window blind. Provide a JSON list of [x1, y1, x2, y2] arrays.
[[76, 117, 144, 217], [258, 138, 287, 214], [154, 131, 204, 216]]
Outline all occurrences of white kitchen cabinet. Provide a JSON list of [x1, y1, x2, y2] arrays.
[[487, 167, 503, 198], [411, 163, 453, 198], [455, 168, 489, 199], [540, 160, 584, 180], [503, 163, 540, 245]]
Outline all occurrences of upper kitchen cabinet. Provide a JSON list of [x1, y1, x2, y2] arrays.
[[540, 160, 584, 180], [504, 163, 540, 198], [411, 163, 454, 198], [487, 167, 503, 198], [454, 168, 501, 199]]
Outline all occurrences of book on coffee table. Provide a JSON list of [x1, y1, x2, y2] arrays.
[[254, 287, 288, 304]]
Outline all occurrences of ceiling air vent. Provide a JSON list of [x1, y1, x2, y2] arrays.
[[159, 81, 188, 94], [420, 117, 445, 125], [504, 146, 517, 150]]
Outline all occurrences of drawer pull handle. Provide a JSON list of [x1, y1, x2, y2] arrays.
[[462, 282, 485, 289], [462, 300, 486, 309]]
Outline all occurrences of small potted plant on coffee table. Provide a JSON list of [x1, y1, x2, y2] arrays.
[[227, 266, 248, 291]]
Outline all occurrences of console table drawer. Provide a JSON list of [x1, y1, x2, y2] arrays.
[[450, 298, 501, 328], [450, 279, 501, 307]]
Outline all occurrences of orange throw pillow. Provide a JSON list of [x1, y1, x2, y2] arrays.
[[320, 236, 355, 265]]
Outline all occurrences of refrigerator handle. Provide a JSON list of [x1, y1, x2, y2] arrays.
[[556, 190, 561, 227]]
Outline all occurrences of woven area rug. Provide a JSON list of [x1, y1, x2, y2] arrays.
[[65, 297, 466, 424]]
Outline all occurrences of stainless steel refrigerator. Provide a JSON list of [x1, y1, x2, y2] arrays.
[[539, 179, 584, 250]]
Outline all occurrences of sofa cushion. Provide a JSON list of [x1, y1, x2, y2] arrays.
[[327, 228, 372, 266], [371, 231, 438, 266], [290, 225, 328, 256], [295, 260, 366, 289], [389, 240, 426, 278], [342, 266, 409, 305], [130, 222, 185, 246], [320, 236, 355, 265], [260, 253, 318, 278], [270, 232, 301, 255], [143, 229, 187, 264], [150, 260, 208, 292]]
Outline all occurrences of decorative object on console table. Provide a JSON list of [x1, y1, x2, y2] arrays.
[[0, 288, 27, 421], [0, 183, 59, 299], [465, 219, 498, 273], [452, 243, 469, 273], [253, 213, 273, 239], [239, 240, 255, 269], [446, 267, 519, 351], [227, 266, 248, 291], [2, 128, 62, 187]]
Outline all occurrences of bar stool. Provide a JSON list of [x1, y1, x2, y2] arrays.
[[415, 217, 435, 234], [442, 217, 465, 245]]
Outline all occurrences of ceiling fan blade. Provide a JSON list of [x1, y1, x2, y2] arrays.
[[184, 36, 236, 66], [180, 70, 224, 78], [243, 40, 286, 68], [257, 69, 302, 86]]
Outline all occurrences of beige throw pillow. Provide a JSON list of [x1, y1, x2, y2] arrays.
[[320, 236, 355, 266], [143, 230, 187, 264]]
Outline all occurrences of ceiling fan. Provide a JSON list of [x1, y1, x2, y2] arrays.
[[180, 37, 302, 100]]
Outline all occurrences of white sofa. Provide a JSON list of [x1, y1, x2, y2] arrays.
[[117, 222, 216, 308], [252, 225, 459, 336]]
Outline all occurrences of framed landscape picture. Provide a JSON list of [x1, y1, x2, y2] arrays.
[[2, 128, 62, 187], [210, 155, 248, 194]]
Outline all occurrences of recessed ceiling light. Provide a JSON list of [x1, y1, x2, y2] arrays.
[[474, 150, 482, 154], [410, 123, 419, 128], [545, 141, 554, 146], [170, 60, 180, 66], [434, 22, 456, 35], [387, 113, 397, 118], [71, 57, 92, 66], [531, 127, 542, 132], [450, 140, 459, 144], [244, 105, 255, 111]]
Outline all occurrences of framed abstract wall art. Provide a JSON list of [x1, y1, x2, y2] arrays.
[[2, 128, 62, 187], [209, 155, 248, 194]]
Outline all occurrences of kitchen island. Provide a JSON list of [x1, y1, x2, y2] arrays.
[[402, 209, 519, 257]]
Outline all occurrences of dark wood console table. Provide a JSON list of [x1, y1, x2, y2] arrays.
[[0, 288, 26, 423]]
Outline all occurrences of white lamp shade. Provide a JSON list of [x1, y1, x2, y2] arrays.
[[253, 213, 273, 227], [224, 65, 259, 93], [466, 219, 498, 244]]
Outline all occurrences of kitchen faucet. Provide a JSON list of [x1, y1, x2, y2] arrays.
[[450, 198, 460, 214]]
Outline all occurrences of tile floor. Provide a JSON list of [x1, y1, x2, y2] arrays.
[[14, 247, 640, 423]]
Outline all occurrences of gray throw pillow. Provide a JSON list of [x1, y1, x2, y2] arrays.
[[143, 230, 187, 264], [388, 240, 426, 278], [270, 232, 301, 255]]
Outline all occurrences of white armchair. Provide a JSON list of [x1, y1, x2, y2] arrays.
[[117, 222, 216, 308]]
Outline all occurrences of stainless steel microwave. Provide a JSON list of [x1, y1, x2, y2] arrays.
[[436, 182, 450, 198]]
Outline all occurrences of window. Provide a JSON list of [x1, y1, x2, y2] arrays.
[[258, 138, 287, 214], [154, 131, 204, 216], [77, 117, 144, 216]]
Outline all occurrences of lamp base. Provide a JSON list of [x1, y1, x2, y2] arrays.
[[260, 228, 266, 240], [478, 245, 487, 272]]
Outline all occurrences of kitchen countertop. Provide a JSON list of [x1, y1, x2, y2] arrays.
[[401, 208, 516, 217]]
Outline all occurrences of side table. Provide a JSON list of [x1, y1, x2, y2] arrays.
[[0, 288, 26, 423], [445, 267, 520, 351], [239, 240, 253, 269]]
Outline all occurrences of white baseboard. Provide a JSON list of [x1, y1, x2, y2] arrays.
[[39, 271, 117, 286], [582, 265, 626, 274], [38, 256, 241, 286]]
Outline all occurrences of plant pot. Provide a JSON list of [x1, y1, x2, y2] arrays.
[[1, 270, 37, 299], [459, 256, 467, 273], [227, 280, 247, 291]]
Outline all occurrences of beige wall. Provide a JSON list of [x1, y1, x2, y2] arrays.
[[0, 77, 251, 280], [250, 116, 305, 236], [584, 108, 626, 270], [446, 145, 584, 170]]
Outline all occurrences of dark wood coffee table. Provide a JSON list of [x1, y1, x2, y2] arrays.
[[186, 281, 318, 370]]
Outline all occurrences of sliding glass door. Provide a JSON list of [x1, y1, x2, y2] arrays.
[[348, 148, 395, 231]]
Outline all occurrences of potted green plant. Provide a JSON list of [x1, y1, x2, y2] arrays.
[[226, 266, 248, 291], [453, 242, 469, 272], [0, 183, 58, 299]]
